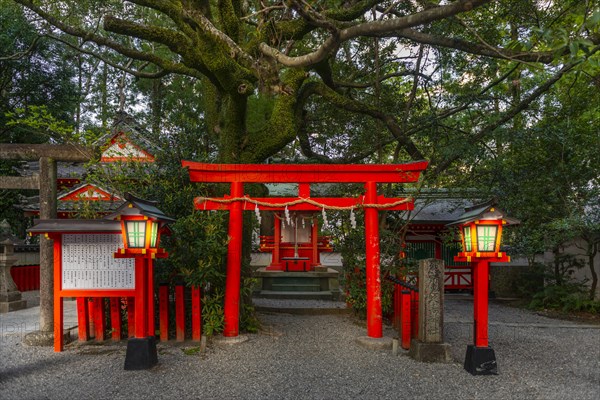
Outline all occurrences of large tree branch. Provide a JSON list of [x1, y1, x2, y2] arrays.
[[393, 28, 558, 64], [47, 34, 170, 79], [301, 81, 425, 161], [0, 35, 43, 61], [14, 0, 202, 79], [103, 15, 191, 54], [295, 82, 397, 163], [126, 0, 200, 39], [259, 0, 490, 67], [334, 70, 431, 88]]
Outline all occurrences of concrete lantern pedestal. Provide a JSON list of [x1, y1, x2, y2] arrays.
[[0, 238, 27, 313]]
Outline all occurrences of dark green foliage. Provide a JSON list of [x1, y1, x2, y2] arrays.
[[529, 284, 600, 314]]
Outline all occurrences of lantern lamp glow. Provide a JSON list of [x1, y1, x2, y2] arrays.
[[450, 201, 519, 262], [107, 193, 175, 257]]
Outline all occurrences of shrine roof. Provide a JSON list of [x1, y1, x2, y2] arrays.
[[13, 160, 86, 179], [405, 198, 478, 224], [94, 111, 159, 156], [19, 199, 125, 214]]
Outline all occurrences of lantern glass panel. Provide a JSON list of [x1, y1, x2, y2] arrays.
[[149, 221, 159, 248], [477, 225, 498, 252], [463, 226, 472, 252], [126, 221, 147, 248]]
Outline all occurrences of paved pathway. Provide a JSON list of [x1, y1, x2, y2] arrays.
[[0, 293, 598, 399]]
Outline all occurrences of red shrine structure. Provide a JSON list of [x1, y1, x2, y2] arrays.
[[182, 161, 428, 339], [259, 211, 332, 272]]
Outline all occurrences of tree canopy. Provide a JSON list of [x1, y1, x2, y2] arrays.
[[10, 0, 600, 171]]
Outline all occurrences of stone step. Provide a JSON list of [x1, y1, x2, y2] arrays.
[[253, 297, 349, 315], [255, 290, 337, 301], [270, 283, 322, 292]]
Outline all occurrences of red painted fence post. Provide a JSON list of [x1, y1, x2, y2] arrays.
[[110, 298, 121, 341], [175, 285, 185, 341], [94, 297, 105, 341], [411, 291, 419, 340], [192, 286, 202, 341], [400, 290, 411, 350], [159, 285, 169, 341], [76, 297, 89, 341]]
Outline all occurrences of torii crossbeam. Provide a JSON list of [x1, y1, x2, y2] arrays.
[[182, 161, 429, 339]]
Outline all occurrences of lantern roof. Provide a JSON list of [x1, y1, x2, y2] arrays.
[[104, 193, 175, 223], [447, 199, 520, 226]]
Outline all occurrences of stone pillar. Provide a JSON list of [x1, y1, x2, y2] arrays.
[[409, 258, 451, 363], [24, 157, 57, 346], [0, 239, 27, 313]]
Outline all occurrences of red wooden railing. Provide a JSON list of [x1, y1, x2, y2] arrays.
[[10, 265, 40, 291], [75, 284, 202, 343], [444, 267, 473, 290]]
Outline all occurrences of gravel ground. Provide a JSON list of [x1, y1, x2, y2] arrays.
[[1, 298, 599, 400]]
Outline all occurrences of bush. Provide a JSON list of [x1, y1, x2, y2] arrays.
[[528, 283, 600, 314]]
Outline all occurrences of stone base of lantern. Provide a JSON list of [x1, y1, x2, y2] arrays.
[[0, 291, 27, 313]]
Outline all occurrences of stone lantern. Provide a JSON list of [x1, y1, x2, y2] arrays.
[[0, 220, 27, 313]]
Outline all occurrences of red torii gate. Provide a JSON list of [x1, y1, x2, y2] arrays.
[[182, 161, 429, 339]]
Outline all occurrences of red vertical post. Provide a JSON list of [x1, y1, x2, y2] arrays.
[[76, 297, 89, 342], [192, 286, 202, 341], [364, 181, 382, 338], [400, 290, 411, 350], [134, 257, 148, 338], [53, 235, 63, 352], [268, 213, 282, 270], [411, 291, 419, 339], [87, 298, 96, 339], [311, 217, 319, 267], [94, 298, 105, 341], [147, 258, 155, 337], [474, 260, 489, 347], [127, 297, 135, 338], [110, 298, 121, 341], [159, 285, 169, 342], [175, 285, 185, 341], [472, 261, 478, 345], [223, 181, 244, 337], [434, 240, 442, 259]]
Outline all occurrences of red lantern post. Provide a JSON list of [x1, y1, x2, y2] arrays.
[[448, 200, 519, 375], [108, 193, 174, 370]]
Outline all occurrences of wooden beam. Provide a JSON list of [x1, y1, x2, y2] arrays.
[[183, 161, 429, 183], [0, 144, 93, 162], [0, 175, 39, 190]]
